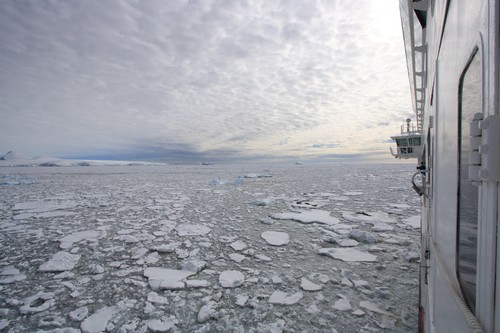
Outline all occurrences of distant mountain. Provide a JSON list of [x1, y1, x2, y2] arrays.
[[0, 151, 167, 167], [0, 151, 28, 161]]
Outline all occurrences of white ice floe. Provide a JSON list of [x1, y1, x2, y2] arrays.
[[0, 267, 26, 284], [59, 230, 102, 249], [13, 200, 78, 213], [228, 253, 246, 263], [143, 267, 196, 290], [271, 210, 339, 225], [175, 224, 211, 236], [80, 306, 119, 333], [147, 292, 169, 305], [403, 215, 421, 229], [244, 173, 272, 178], [342, 211, 397, 224], [229, 240, 247, 251], [254, 254, 272, 261], [359, 301, 394, 317], [333, 298, 352, 311], [39, 251, 81, 272], [181, 258, 207, 273], [271, 275, 283, 284], [349, 229, 377, 244], [383, 235, 411, 246], [19, 292, 55, 314], [261, 231, 290, 246], [388, 203, 412, 209], [235, 294, 249, 307], [300, 278, 323, 291], [186, 279, 210, 288], [269, 291, 303, 305], [337, 239, 359, 247], [372, 222, 394, 232], [256, 319, 286, 333], [148, 316, 178, 332], [69, 306, 89, 321], [318, 248, 378, 262], [246, 197, 275, 206], [197, 301, 218, 323], [219, 270, 245, 288], [343, 191, 364, 196]]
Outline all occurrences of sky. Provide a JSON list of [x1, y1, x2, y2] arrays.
[[0, 0, 414, 164]]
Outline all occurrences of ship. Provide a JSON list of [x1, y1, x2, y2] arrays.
[[396, 0, 499, 332]]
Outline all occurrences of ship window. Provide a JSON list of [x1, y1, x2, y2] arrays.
[[457, 48, 481, 313], [396, 138, 408, 147], [409, 137, 422, 146]]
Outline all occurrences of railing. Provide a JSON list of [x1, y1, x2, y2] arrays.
[[390, 145, 422, 159]]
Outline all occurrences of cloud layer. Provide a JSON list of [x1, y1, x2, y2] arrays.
[[0, 0, 412, 163]]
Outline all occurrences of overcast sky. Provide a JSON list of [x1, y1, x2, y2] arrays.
[[0, 0, 413, 164]]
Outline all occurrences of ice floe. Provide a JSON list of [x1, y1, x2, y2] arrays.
[[80, 306, 119, 333], [261, 231, 290, 246], [39, 252, 81, 272], [318, 248, 378, 262], [403, 215, 421, 229], [143, 267, 196, 290], [59, 230, 102, 249], [271, 209, 339, 225], [268, 291, 303, 305], [219, 270, 245, 288]]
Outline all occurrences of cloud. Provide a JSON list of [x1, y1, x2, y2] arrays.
[[0, 0, 411, 163], [308, 144, 339, 149]]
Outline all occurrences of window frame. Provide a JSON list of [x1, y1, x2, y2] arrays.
[[456, 46, 481, 313]]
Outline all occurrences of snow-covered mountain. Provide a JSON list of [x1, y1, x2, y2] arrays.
[[0, 151, 166, 167]]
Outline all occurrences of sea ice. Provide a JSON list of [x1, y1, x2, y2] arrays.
[[147, 292, 169, 305], [69, 307, 89, 321], [181, 258, 207, 273], [333, 298, 352, 311], [19, 292, 55, 314], [271, 210, 339, 225], [349, 229, 377, 244], [228, 253, 246, 263], [186, 279, 210, 288], [0, 267, 26, 284], [269, 291, 303, 305], [80, 306, 119, 333], [342, 211, 397, 224], [300, 278, 323, 291], [318, 248, 378, 262], [1, 163, 420, 332], [0, 320, 9, 330], [175, 224, 211, 236], [143, 267, 196, 290], [235, 294, 249, 307], [229, 240, 247, 251], [219, 270, 245, 288], [148, 316, 178, 332], [39, 252, 81, 272], [372, 222, 394, 232], [359, 301, 394, 317], [197, 301, 218, 323], [403, 215, 421, 229], [261, 231, 290, 246], [59, 230, 101, 250]]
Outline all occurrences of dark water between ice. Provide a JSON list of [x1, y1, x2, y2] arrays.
[[0, 163, 419, 332]]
